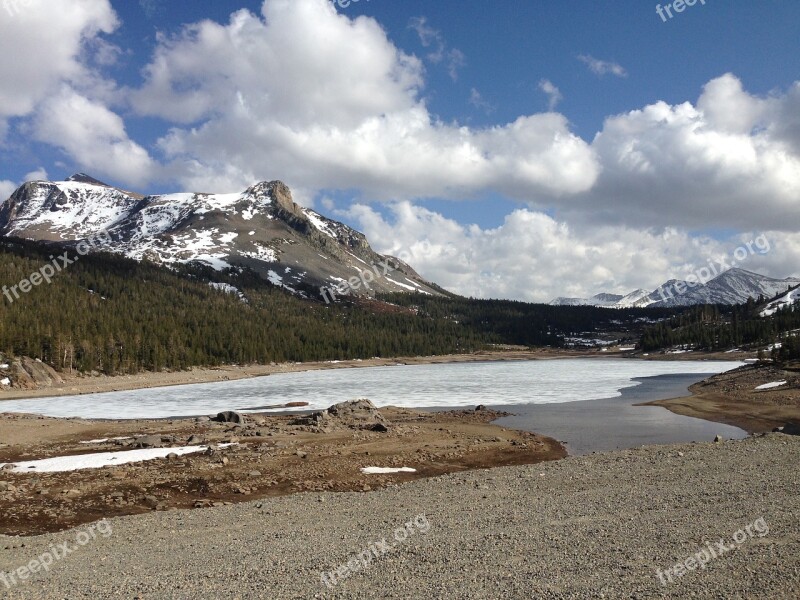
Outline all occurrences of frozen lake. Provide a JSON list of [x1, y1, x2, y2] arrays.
[[0, 358, 742, 420]]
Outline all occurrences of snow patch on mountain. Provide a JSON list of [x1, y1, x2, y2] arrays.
[[760, 287, 800, 317]]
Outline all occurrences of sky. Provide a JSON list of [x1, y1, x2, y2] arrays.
[[0, 0, 799, 302]]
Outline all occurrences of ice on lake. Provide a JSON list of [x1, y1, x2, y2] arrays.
[[0, 359, 742, 420]]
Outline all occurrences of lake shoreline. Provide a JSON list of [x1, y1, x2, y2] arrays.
[[640, 362, 800, 434], [492, 371, 748, 455]]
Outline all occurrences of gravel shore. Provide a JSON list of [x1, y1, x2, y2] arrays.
[[1, 434, 798, 599]]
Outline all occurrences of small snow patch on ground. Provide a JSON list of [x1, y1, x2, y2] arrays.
[[755, 381, 787, 390], [0, 443, 238, 473], [360, 467, 417, 475]]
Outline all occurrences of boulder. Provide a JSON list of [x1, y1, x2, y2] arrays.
[[780, 422, 800, 436], [327, 399, 388, 426], [20, 357, 64, 387], [133, 435, 163, 449], [212, 411, 247, 426]]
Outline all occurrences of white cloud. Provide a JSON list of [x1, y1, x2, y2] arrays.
[[23, 167, 48, 182], [0, 0, 118, 120], [132, 0, 597, 199], [538, 79, 563, 110], [577, 54, 627, 78], [344, 202, 800, 302], [32, 87, 154, 186], [0, 0, 152, 186], [446, 48, 466, 82], [0, 180, 16, 201], [575, 74, 800, 231], [139, 0, 165, 20]]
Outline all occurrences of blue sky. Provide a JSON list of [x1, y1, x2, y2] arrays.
[[1, 0, 799, 301]]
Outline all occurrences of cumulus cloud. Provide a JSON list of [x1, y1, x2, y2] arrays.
[[577, 54, 628, 78], [0, 0, 118, 119], [0, 0, 154, 186], [343, 202, 800, 302], [131, 0, 597, 198], [23, 167, 49, 182], [573, 74, 800, 231], [32, 88, 154, 186]]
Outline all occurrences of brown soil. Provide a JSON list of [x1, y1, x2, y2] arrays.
[[642, 361, 800, 433], [0, 405, 565, 537]]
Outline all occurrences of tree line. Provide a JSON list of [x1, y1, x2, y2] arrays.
[[0, 241, 489, 374], [639, 297, 800, 358]]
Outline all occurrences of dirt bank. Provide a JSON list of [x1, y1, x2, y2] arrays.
[[642, 362, 800, 433], [0, 403, 565, 536]]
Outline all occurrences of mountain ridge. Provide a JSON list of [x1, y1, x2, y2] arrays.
[[551, 268, 800, 309], [0, 175, 442, 300]]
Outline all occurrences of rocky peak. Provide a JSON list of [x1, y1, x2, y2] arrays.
[[66, 173, 111, 187]]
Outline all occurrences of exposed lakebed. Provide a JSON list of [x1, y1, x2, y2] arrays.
[[0, 360, 748, 454]]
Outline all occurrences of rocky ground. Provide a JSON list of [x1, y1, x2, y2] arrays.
[[0, 433, 797, 599], [0, 401, 565, 536], [646, 362, 800, 433]]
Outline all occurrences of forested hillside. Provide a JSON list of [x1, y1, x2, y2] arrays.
[[639, 301, 800, 357], [381, 293, 678, 347], [0, 240, 489, 374]]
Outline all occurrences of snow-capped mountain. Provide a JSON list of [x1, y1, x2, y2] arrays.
[[616, 289, 653, 308], [551, 268, 800, 309], [0, 174, 441, 299]]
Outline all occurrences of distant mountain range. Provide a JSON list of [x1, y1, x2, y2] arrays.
[[0, 174, 441, 299], [551, 268, 800, 309]]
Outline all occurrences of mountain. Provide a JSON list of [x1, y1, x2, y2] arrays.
[[551, 269, 800, 309], [0, 175, 441, 300], [616, 289, 653, 308]]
